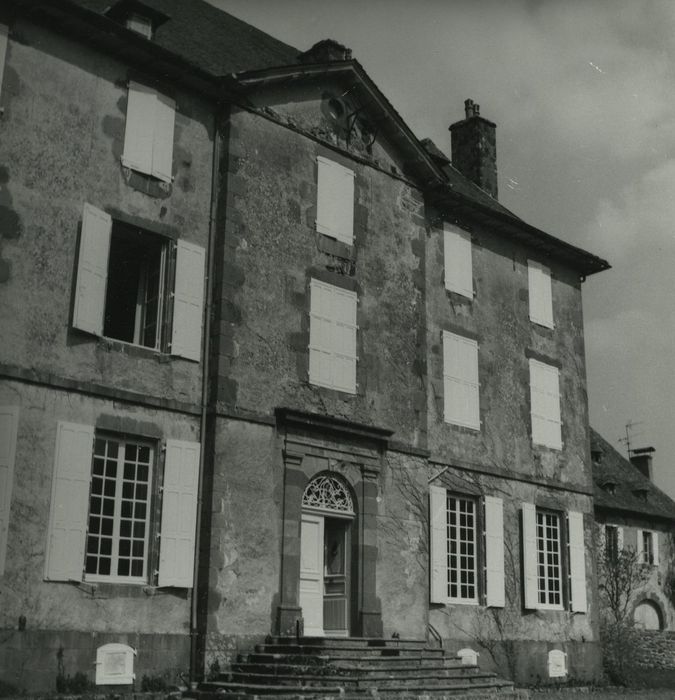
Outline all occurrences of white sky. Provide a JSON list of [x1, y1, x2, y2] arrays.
[[210, 0, 675, 498]]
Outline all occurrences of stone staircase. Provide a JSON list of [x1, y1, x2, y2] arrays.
[[186, 636, 521, 699]]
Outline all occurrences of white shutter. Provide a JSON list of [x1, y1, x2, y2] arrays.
[[637, 529, 644, 562], [484, 496, 505, 607], [73, 203, 111, 336], [151, 92, 176, 183], [444, 225, 473, 298], [316, 156, 355, 245], [529, 359, 562, 449], [528, 260, 554, 328], [653, 531, 660, 566], [443, 331, 480, 429], [45, 422, 93, 581], [0, 406, 19, 575], [568, 511, 587, 613], [171, 240, 205, 361], [429, 485, 447, 604], [158, 439, 200, 587], [309, 280, 357, 393], [617, 526, 624, 551], [522, 503, 538, 609], [122, 81, 156, 175], [0, 24, 8, 100]]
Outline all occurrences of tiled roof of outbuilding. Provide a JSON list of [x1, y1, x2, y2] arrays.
[[70, 0, 300, 74], [591, 428, 675, 523]]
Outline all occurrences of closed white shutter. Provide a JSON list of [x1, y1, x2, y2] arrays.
[[529, 359, 562, 449], [444, 225, 473, 298], [316, 156, 355, 245], [617, 526, 624, 551], [171, 240, 205, 361], [429, 485, 447, 604], [528, 260, 554, 328], [484, 496, 505, 607], [653, 531, 660, 566], [637, 529, 644, 562], [0, 406, 19, 575], [73, 203, 111, 336], [568, 511, 587, 613], [122, 81, 156, 175], [45, 422, 94, 581], [0, 24, 8, 100], [443, 331, 480, 429], [522, 502, 538, 609], [309, 280, 357, 393], [158, 439, 200, 587], [151, 92, 176, 183]]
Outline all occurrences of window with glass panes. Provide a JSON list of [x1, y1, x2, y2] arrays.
[[445, 496, 478, 602], [605, 525, 619, 563], [536, 510, 562, 607], [642, 530, 654, 565], [85, 437, 152, 582]]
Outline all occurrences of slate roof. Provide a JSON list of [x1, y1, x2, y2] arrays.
[[591, 428, 675, 523], [69, 0, 300, 74]]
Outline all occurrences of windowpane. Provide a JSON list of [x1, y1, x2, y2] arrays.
[[84, 436, 153, 582], [444, 495, 477, 602], [535, 511, 562, 607]]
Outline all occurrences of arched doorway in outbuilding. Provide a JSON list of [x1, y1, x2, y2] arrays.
[[633, 599, 664, 630], [299, 473, 355, 637]]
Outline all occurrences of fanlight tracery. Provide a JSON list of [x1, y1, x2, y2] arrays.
[[302, 474, 354, 514]]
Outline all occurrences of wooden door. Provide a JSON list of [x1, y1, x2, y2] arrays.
[[299, 512, 324, 636]]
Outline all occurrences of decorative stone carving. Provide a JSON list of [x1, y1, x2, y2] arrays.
[[302, 474, 354, 514]]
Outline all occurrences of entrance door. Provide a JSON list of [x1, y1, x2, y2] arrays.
[[299, 513, 350, 637]]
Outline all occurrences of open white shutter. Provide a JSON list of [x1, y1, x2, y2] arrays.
[[0, 24, 8, 100], [528, 260, 553, 328], [0, 406, 19, 575], [568, 511, 587, 613], [484, 496, 505, 607], [653, 531, 660, 566], [122, 81, 156, 175], [151, 92, 175, 183], [429, 485, 447, 604], [617, 526, 624, 551], [316, 156, 355, 245], [522, 502, 538, 609], [443, 331, 479, 429], [331, 286, 357, 394], [171, 240, 205, 361], [45, 422, 93, 581], [636, 529, 644, 562], [444, 225, 473, 298], [73, 203, 111, 336], [158, 439, 200, 587]]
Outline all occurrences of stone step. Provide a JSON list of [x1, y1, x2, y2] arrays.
[[229, 661, 478, 678], [240, 652, 462, 668], [227, 670, 501, 688], [256, 643, 445, 657], [266, 635, 429, 649], [197, 678, 515, 698]]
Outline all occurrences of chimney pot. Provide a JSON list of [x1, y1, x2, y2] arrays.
[[450, 99, 498, 199]]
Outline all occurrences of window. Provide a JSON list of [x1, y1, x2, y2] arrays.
[[443, 331, 480, 430], [443, 224, 473, 299], [121, 81, 175, 183], [604, 525, 621, 563], [45, 422, 200, 587], [430, 487, 504, 607], [529, 358, 562, 449], [309, 279, 357, 393], [126, 13, 153, 38], [85, 436, 153, 582], [72, 203, 205, 361], [522, 504, 587, 612], [528, 260, 554, 328], [316, 156, 355, 245], [0, 405, 19, 576], [638, 529, 659, 566]]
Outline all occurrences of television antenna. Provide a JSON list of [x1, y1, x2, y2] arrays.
[[618, 420, 644, 456]]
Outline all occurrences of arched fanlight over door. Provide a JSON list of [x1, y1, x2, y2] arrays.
[[302, 474, 354, 515]]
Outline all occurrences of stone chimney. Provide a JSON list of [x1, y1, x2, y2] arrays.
[[630, 447, 655, 481], [299, 39, 352, 64], [449, 99, 498, 199]]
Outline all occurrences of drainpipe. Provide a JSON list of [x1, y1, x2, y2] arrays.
[[190, 102, 222, 685]]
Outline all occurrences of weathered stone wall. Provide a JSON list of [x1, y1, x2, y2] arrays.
[[633, 630, 675, 669]]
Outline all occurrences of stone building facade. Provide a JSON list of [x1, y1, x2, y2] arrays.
[[0, 0, 610, 691]]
